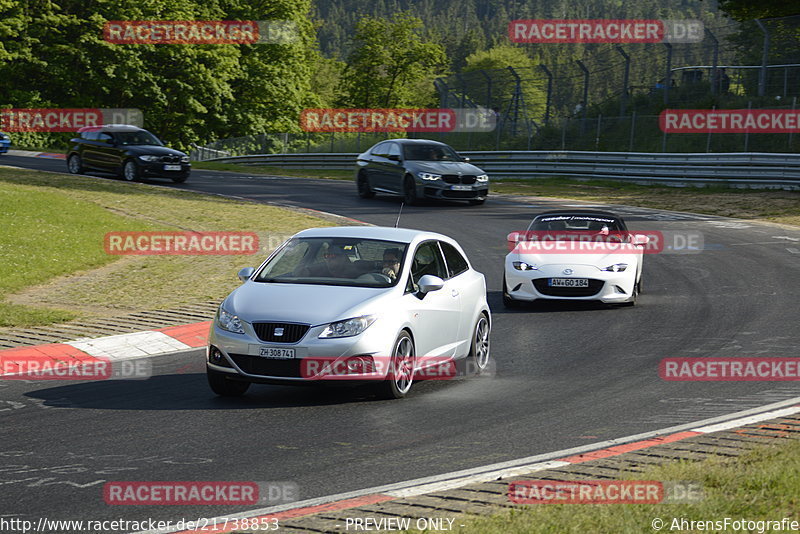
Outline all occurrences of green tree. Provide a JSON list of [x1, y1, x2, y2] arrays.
[[339, 12, 447, 108]]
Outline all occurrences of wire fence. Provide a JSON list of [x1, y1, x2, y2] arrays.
[[194, 15, 800, 159]]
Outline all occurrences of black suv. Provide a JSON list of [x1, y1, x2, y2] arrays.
[[67, 124, 190, 182]]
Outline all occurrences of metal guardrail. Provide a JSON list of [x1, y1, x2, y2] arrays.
[[206, 151, 800, 189]]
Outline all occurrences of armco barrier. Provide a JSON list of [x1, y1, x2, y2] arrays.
[[205, 151, 800, 189]]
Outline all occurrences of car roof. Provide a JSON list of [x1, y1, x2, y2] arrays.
[[378, 139, 449, 146], [293, 226, 455, 245], [77, 124, 145, 133], [533, 209, 623, 221]]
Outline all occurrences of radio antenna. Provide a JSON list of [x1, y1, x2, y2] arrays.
[[395, 203, 404, 228]]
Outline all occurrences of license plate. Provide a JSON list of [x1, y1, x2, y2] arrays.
[[164, 164, 181, 171], [259, 347, 295, 359], [451, 185, 471, 191], [548, 278, 589, 288]]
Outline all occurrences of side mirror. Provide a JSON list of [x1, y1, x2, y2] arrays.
[[462, 157, 471, 163], [507, 231, 523, 243], [237, 267, 255, 282], [417, 274, 444, 295]]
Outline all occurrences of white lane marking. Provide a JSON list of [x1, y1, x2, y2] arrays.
[[692, 405, 800, 434], [787, 248, 800, 254], [384, 460, 571, 498], [135, 396, 800, 534], [706, 221, 753, 228], [66, 331, 190, 360], [773, 236, 800, 242]]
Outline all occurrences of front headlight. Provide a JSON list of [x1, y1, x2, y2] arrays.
[[180, 155, 190, 163], [319, 315, 376, 338], [476, 174, 489, 182], [513, 261, 538, 271], [602, 263, 628, 272], [138, 155, 159, 162], [418, 172, 441, 181], [217, 306, 244, 334]]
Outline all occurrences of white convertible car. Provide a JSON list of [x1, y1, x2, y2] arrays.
[[503, 210, 649, 307]]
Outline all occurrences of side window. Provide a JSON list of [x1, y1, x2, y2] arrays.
[[81, 131, 97, 141], [371, 142, 388, 157], [386, 143, 401, 159], [97, 133, 113, 143], [439, 242, 469, 278], [408, 241, 447, 291]]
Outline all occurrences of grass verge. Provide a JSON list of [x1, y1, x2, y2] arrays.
[[0, 166, 333, 327], [434, 438, 800, 533]]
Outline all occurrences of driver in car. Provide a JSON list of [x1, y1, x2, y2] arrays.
[[381, 248, 402, 281]]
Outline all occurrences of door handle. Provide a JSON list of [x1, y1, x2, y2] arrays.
[[451, 289, 459, 297]]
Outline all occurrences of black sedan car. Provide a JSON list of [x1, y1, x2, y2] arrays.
[[66, 124, 190, 182], [355, 139, 489, 205]]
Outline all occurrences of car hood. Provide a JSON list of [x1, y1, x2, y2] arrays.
[[123, 145, 186, 157], [405, 160, 485, 175], [224, 282, 395, 326]]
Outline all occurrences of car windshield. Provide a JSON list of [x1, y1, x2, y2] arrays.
[[526, 214, 625, 236], [113, 130, 163, 146], [403, 144, 461, 161], [254, 237, 408, 288]]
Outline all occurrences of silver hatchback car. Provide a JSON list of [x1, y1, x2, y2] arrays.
[[207, 226, 491, 399]]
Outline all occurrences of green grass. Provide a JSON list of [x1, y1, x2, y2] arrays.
[[420, 439, 800, 533], [192, 160, 354, 181], [0, 166, 333, 327]]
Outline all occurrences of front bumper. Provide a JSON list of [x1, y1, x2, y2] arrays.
[[420, 182, 488, 200], [137, 160, 191, 178], [207, 319, 397, 384], [504, 263, 635, 303]]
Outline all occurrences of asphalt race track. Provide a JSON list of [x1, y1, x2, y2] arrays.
[[2, 155, 800, 528]]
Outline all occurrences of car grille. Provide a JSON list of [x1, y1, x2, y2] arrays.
[[229, 354, 302, 377], [159, 155, 183, 163], [532, 279, 605, 297], [442, 174, 477, 184], [252, 322, 310, 343]]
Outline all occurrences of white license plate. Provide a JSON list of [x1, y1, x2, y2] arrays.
[[451, 185, 471, 191], [164, 164, 182, 171], [548, 278, 589, 288], [259, 347, 295, 359]]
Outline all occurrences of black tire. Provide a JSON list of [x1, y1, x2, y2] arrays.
[[67, 154, 83, 174], [636, 276, 643, 295], [171, 173, 189, 183], [468, 313, 491, 373], [502, 274, 520, 308], [122, 159, 140, 182], [207, 369, 250, 397], [468, 198, 486, 206], [377, 331, 415, 399], [357, 171, 374, 198], [403, 176, 418, 206]]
